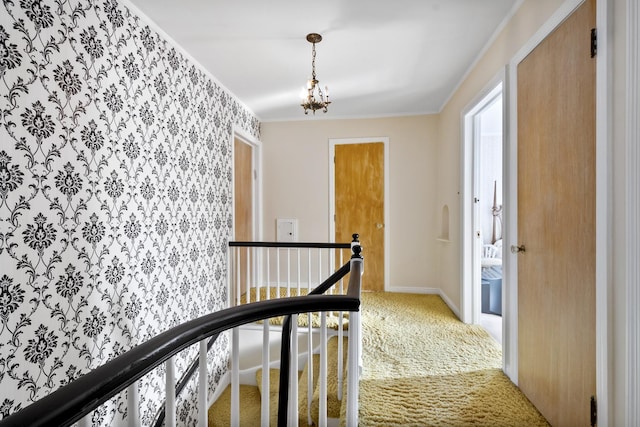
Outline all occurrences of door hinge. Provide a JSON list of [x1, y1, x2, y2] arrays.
[[253, 169, 257, 180], [590, 395, 597, 427], [591, 28, 597, 58]]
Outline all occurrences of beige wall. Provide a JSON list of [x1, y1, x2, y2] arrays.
[[436, 0, 629, 423], [436, 0, 567, 307], [261, 0, 631, 420], [261, 115, 440, 289]]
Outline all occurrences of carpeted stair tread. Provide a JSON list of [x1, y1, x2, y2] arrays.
[[254, 368, 303, 426], [310, 335, 348, 425], [208, 384, 261, 427], [298, 354, 320, 426], [241, 287, 349, 330]]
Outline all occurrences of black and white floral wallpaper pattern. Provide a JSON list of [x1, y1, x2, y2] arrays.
[[0, 0, 259, 424]]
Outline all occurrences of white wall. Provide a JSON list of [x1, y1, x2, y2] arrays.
[[261, 115, 440, 290]]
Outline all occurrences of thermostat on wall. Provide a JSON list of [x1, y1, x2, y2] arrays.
[[276, 218, 298, 242]]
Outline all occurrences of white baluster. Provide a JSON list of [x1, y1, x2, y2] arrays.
[[235, 247, 241, 306], [261, 319, 270, 427], [307, 248, 313, 426], [287, 248, 291, 297], [276, 249, 281, 298], [338, 318, 344, 401], [127, 382, 140, 427], [246, 247, 251, 305], [266, 248, 271, 300], [290, 314, 299, 424], [346, 310, 361, 427], [296, 248, 301, 295], [319, 312, 327, 426], [198, 340, 208, 427], [166, 357, 176, 427], [231, 328, 240, 426], [77, 414, 91, 427]]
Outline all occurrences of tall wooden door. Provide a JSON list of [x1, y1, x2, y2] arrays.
[[517, 0, 596, 425], [335, 142, 385, 291], [234, 137, 253, 296], [234, 137, 253, 241]]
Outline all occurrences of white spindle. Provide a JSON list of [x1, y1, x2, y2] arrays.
[[198, 340, 208, 427], [296, 248, 301, 295], [287, 248, 291, 296], [319, 312, 328, 426], [307, 249, 312, 294], [127, 382, 140, 427], [246, 247, 251, 305], [251, 247, 256, 301], [290, 314, 299, 424], [231, 328, 240, 426], [307, 248, 313, 426], [266, 248, 271, 299], [235, 248, 241, 306], [346, 310, 360, 427], [77, 414, 91, 427], [256, 247, 261, 302], [165, 357, 176, 427], [261, 320, 270, 427], [338, 316, 344, 400], [317, 250, 322, 288], [276, 249, 281, 298]]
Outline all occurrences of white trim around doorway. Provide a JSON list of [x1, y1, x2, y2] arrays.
[[231, 126, 263, 241], [626, 0, 640, 425]]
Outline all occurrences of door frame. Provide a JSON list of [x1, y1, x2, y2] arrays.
[[328, 137, 390, 290], [231, 126, 262, 241], [505, 0, 611, 422], [461, 74, 505, 329]]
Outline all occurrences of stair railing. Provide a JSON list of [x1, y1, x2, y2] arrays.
[[227, 235, 362, 426], [0, 244, 363, 427]]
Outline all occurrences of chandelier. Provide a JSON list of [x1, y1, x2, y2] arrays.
[[300, 33, 331, 114]]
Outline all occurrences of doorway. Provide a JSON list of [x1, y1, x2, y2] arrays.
[[232, 130, 261, 298], [462, 80, 504, 346], [329, 137, 389, 291], [234, 135, 254, 241]]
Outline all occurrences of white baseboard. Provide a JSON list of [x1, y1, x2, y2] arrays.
[[385, 285, 441, 294]]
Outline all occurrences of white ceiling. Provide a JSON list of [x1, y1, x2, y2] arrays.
[[127, 0, 519, 122]]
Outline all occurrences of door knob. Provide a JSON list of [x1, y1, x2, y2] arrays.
[[510, 244, 526, 254], [376, 223, 384, 229]]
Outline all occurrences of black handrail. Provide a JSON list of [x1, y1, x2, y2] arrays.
[[0, 294, 360, 427], [229, 241, 351, 249]]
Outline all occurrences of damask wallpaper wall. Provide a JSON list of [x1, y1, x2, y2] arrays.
[[0, 0, 260, 424]]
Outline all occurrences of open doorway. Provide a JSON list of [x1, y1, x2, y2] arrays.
[[461, 79, 503, 346], [232, 128, 262, 241]]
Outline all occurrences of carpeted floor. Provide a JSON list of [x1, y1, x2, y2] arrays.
[[357, 292, 549, 427]]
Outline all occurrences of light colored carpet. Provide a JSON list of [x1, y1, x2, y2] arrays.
[[356, 292, 549, 427]]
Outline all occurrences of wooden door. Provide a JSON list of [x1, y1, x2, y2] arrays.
[[335, 142, 384, 291], [517, 0, 596, 425], [234, 137, 253, 241], [234, 137, 253, 297]]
